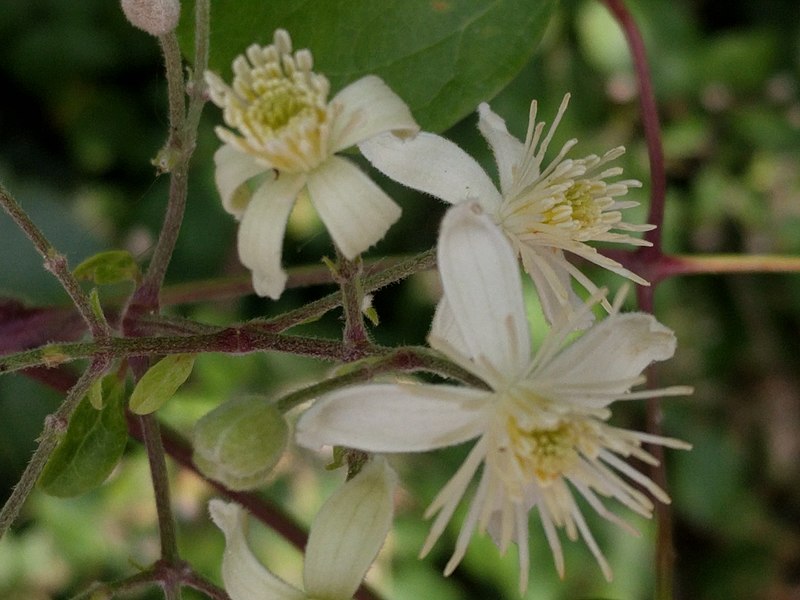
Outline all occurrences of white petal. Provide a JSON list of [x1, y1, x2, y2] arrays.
[[307, 156, 401, 259], [330, 75, 418, 152], [477, 103, 524, 197], [214, 144, 270, 219], [304, 457, 397, 599], [237, 174, 305, 299], [536, 313, 677, 396], [518, 244, 591, 327], [429, 296, 469, 355], [295, 383, 490, 453], [428, 297, 498, 388], [208, 500, 305, 600], [438, 203, 531, 381], [359, 131, 503, 211]]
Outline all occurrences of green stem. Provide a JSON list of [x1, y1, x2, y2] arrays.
[[275, 346, 487, 413], [0, 184, 110, 340], [160, 32, 186, 155], [185, 0, 210, 137], [259, 248, 436, 333], [126, 31, 189, 320], [655, 253, 800, 282], [0, 329, 355, 374], [139, 414, 180, 562], [126, 1, 208, 321], [334, 250, 371, 357], [0, 358, 109, 539]]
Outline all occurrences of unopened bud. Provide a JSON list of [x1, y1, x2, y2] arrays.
[[121, 0, 181, 36], [193, 396, 289, 491]]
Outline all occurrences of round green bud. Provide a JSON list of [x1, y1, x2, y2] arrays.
[[193, 396, 289, 491]]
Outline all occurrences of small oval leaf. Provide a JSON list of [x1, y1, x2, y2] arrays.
[[88, 377, 104, 410], [73, 250, 141, 285], [129, 354, 196, 415], [39, 378, 128, 497]]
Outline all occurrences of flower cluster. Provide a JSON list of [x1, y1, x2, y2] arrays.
[[204, 29, 690, 598]]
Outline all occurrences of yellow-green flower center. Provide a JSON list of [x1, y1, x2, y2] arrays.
[[543, 181, 603, 229], [249, 78, 318, 132], [205, 30, 333, 172], [508, 418, 583, 484]]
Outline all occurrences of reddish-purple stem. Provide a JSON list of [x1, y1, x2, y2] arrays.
[[603, 1, 673, 597], [603, 0, 667, 254]]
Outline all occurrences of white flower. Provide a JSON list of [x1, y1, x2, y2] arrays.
[[209, 456, 397, 600], [360, 94, 651, 323], [205, 29, 418, 299], [296, 202, 691, 592]]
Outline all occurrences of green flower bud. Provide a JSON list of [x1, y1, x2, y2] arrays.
[[193, 396, 289, 491]]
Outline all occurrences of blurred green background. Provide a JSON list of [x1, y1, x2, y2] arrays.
[[1, 0, 800, 598]]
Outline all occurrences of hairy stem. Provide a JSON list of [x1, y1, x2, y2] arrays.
[[276, 346, 487, 413], [185, 0, 210, 136], [0, 329, 358, 374], [126, 31, 189, 320], [0, 184, 110, 340], [119, 8, 210, 596], [125, 0, 208, 320], [139, 414, 181, 563], [0, 358, 108, 539], [334, 250, 371, 357], [260, 248, 436, 333]]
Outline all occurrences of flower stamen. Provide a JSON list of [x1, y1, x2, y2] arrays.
[[206, 30, 332, 172]]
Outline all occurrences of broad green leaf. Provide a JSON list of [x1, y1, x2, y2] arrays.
[[179, 0, 557, 132], [39, 378, 127, 497], [129, 354, 196, 415], [73, 250, 141, 285]]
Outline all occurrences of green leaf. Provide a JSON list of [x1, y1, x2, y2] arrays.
[[39, 378, 128, 497], [73, 250, 141, 285], [179, 0, 556, 132], [87, 377, 104, 410], [129, 354, 196, 415]]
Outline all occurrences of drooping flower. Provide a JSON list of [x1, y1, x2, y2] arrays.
[[205, 29, 418, 299], [360, 94, 650, 323], [209, 456, 397, 600], [296, 202, 691, 592]]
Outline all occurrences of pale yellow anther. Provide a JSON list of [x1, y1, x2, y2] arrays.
[[204, 29, 332, 172]]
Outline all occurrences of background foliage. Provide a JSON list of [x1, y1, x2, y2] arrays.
[[1, 0, 799, 598]]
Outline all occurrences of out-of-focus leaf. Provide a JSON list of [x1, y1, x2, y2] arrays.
[[129, 354, 196, 415], [178, 0, 557, 132], [699, 30, 779, 92], [73, 250, 140, 285], [39, 378, 127, 497]]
